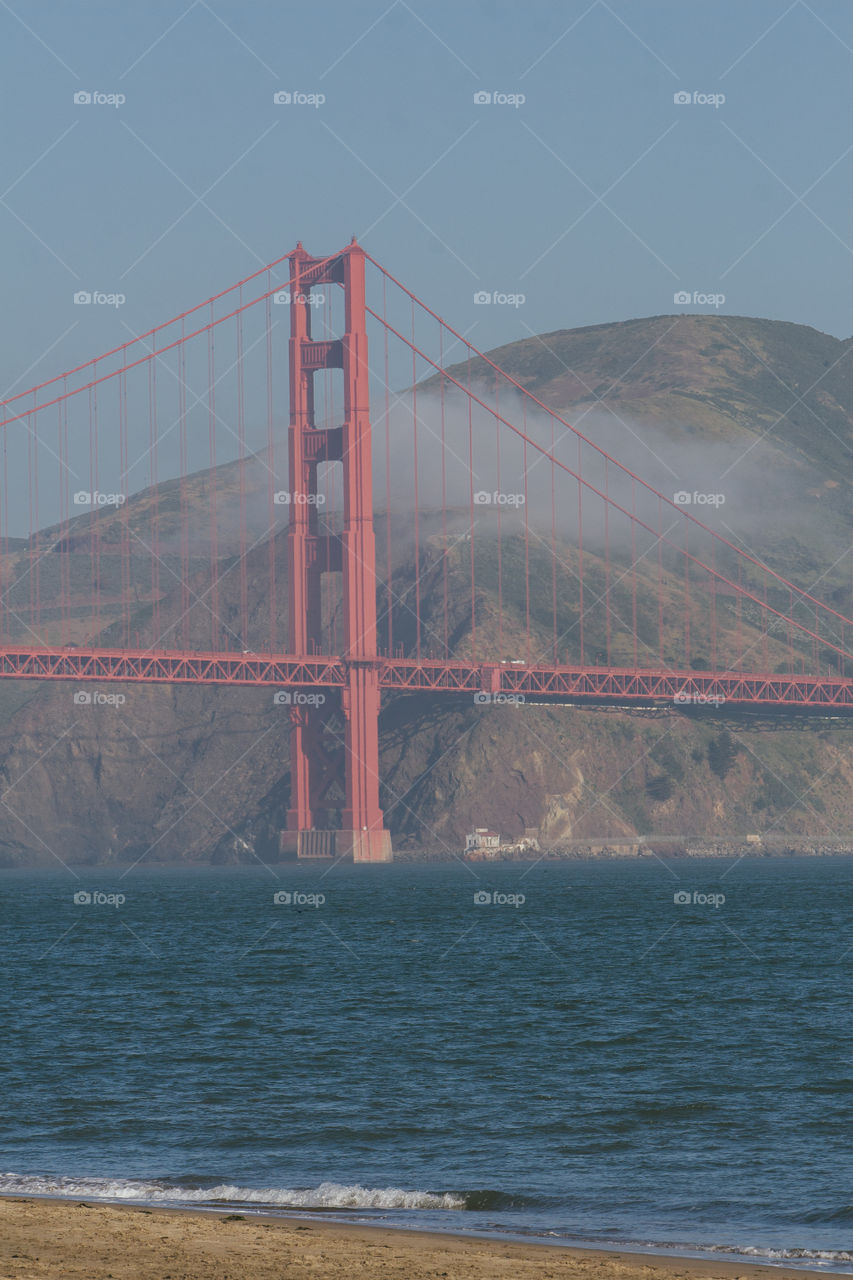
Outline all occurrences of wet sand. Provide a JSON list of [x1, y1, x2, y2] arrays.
[[0, 1195, 836, 1280]]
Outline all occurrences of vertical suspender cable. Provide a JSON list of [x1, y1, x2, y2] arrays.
[[179, 320, 190, 648], [467, 348, 476, 656], [120, 361, 129, 647], [523, 399, 530, 664], [625, 478, 630, 670], [149, 352, 160, 647], [411, 300, 420, 662], [384, 276, 392, 655], [34, 396, 42, 638], [736, 560, 743, 670], [657, 497, 664, 665], [551, 415, 557, 665], [577, 436, 584, 667], [495, 372, 502, 657], [762, 575, 769, 672], [710, 537, 717, 672], [208, 306, 218, 649], [92, 369, 101, 642], [266, 282, 276, 653], [27, 403, 34, 636], [237, 302, 248, 649], [58, 392, 66, 645], [439, 322, 448, 659], [683, 516, 690, 669], [604, 458, 611, 665], [1, 411, 7, 642]]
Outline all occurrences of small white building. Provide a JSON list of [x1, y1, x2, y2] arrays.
[[465, 828, 501, 852]]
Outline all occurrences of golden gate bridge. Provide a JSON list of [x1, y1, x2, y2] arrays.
[[1, 240, 852, 861]]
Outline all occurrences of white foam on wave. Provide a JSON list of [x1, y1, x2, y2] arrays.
[[733, 1245, 853, 1266], [0, 1172, 465, 1211], [637, 1239, 853, 1269]]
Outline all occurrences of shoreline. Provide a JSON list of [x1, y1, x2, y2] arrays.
[[394, 845, 853, 862], [3, 848, 853, 871], [0, 1195, 847, 1280]]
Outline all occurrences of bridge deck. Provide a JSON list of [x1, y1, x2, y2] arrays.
[[1, 647, 851, 710]]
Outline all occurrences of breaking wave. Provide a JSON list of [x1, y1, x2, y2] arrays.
[[0, 1172, 465, 1211]]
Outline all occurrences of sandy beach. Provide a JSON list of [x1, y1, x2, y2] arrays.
[[0, 1196, 837, 1280]]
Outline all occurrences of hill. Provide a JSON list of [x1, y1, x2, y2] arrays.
[[0, 313, 852, 866]]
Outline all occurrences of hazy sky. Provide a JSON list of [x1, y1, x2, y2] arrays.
[[1, 0, 851, 404]]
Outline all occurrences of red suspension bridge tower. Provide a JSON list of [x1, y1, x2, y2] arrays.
[[280, 240, 392, 863]]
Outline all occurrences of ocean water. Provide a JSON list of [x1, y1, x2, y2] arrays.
[[1, 857, 851, 1270]]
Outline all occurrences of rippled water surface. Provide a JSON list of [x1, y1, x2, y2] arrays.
[[1, 858, 851, 1269]]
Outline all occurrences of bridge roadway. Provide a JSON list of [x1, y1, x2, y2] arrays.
[[0, 646, 851, 710]]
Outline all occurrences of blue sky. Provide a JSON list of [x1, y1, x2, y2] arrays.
[[0, 0, 851, 402]]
